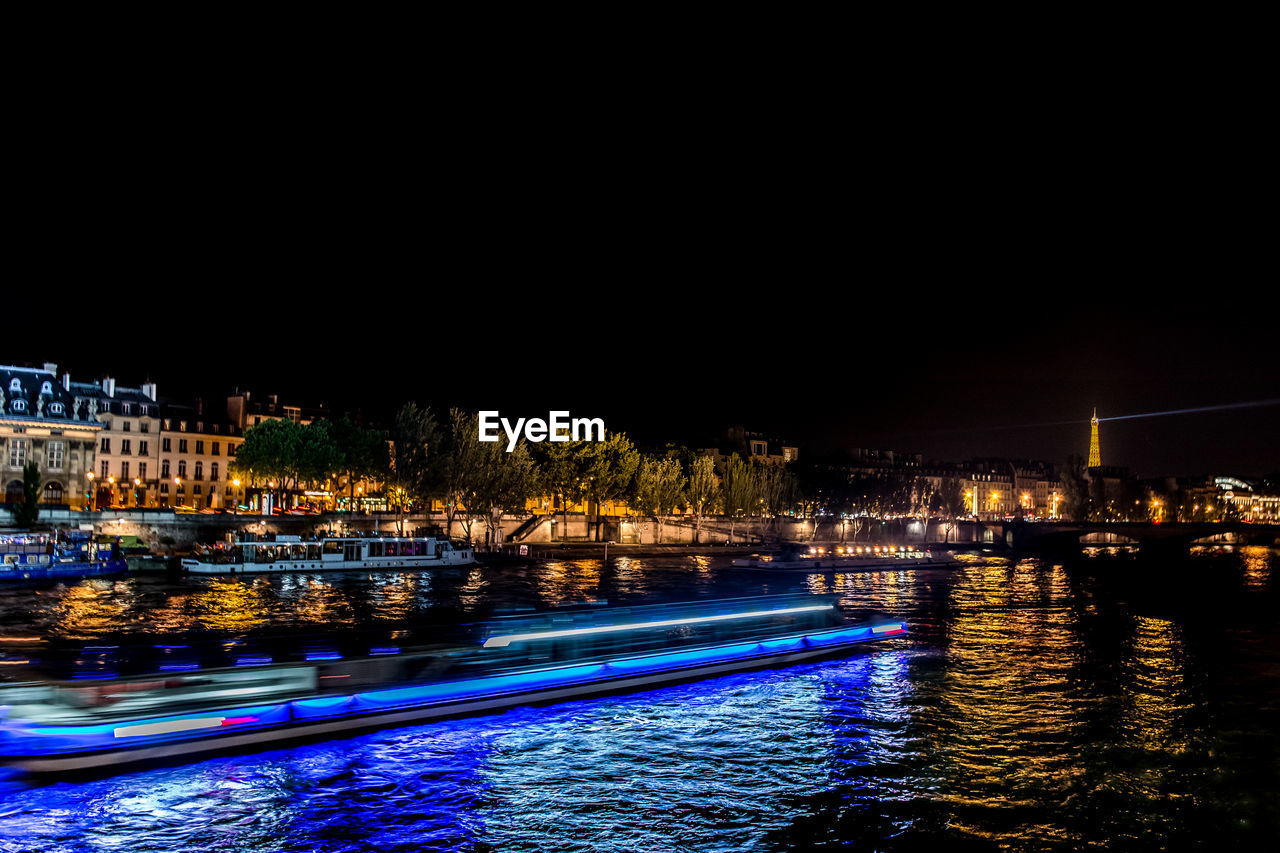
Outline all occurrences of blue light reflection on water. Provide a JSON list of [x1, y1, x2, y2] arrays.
[[0, 650, 907, 853], [1, 550, 1278, 850]]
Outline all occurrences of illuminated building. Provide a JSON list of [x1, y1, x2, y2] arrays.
[[158, 402, 245, 510], [64, 374, 159, 509], [1215, 476, 1280, 522], [1088, 408, 1102, 468], [0, 364, 100, 510]]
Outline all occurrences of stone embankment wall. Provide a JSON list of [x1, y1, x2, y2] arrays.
[[2, 507, 999, 552]]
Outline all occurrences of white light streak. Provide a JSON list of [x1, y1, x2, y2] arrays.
[[483, 605, 834, 649]]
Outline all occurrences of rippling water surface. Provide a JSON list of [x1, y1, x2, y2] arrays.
[[1, 548, 1277, 850]]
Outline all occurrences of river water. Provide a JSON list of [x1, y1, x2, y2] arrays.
[[1, 548, 1277, 851]]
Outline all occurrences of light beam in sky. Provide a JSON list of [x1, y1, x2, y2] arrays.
[[1097, 398, 1280, 422]]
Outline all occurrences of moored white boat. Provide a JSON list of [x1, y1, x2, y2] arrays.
[[180, 534, 475, 574]]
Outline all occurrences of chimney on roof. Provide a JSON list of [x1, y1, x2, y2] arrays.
[[43, 362, 57, 375], [141, 382, 157, 401], [102, 377, 116, 397], [62, 372, 71, 391]]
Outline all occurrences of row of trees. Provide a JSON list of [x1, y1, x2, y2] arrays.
[[230, 407, 988, 545], [231, 417, 388, 508]]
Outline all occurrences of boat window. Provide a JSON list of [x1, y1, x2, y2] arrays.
[[291, 545, 307, 559], [307, 544, 322, 560], [323, 541, 342, 555], [385, 542, 398, 557], [343, 543, 362, 561], [368, 542, 383, 557], [256, 545, 276, 563]]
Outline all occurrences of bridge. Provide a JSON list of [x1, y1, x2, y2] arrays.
[[996, 520, 1280, 559]]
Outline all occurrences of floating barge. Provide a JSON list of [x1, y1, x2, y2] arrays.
[[731, 546, 960, 572], [0, 594, 907, 773]]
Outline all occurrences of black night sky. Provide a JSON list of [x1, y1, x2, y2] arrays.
[[7, 293, 1276, 479], [9, 118, 1278, 480]]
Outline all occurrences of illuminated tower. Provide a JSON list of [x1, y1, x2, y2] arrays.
[[1087, 408, 1102, 468]]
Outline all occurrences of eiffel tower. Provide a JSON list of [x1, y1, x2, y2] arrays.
[[1087, 408, 1101, 468]]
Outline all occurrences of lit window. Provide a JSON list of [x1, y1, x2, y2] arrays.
[[8, 439, 28, 467]]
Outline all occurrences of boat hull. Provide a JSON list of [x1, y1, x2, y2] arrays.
[[181, 556, 476, 574], [2, 624, 906, 773], [0, 559, 128, 583], [730, 557, 959, 572]]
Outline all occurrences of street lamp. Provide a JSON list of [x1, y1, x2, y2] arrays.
[[87, 471, 95, 511]]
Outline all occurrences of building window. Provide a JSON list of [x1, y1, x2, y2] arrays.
[[178, 460, 187, 478], [101, 461, 109, 479], [194, 462, 203, 480], [121, 461, 130, 480], [122, 421, 131, 432], [161, 460, 170, 478], [161, 482, 169, 495], [42, 481, 64, 504], [122, 403, 132, 415], [139, 463, 147, 480], [194, 484, 202, 495], [121, 440, 131, 455], [195, 440, 204, 454], [8, 439, 28, 467], [48, 441, 64, 471], [8, 379, 19, 393], [49, 402, 64, 415], [10, 399, 26, 413], [139, 441, 148, 456], [178, 440, 188, 453], [100, 437, 111, 453], [228, 444, 237, 457], [141, 421, 150, 433], [210, 462, 219, 481], [162, 438, 171, 452], [212, 442, 220, 456]]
